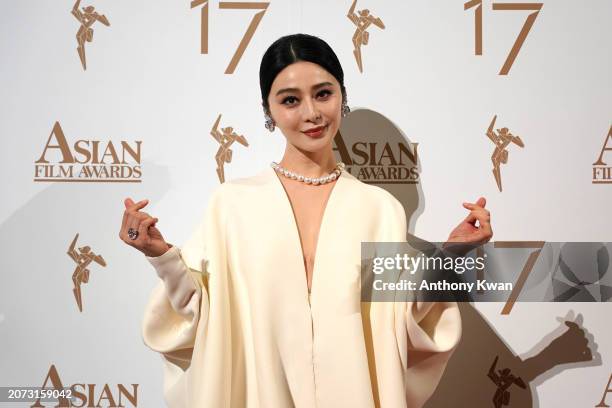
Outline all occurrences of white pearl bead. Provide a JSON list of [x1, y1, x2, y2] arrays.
[[270, 162, 343, 185]]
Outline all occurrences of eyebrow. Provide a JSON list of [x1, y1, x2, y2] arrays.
[[275, 82, 334, 96]]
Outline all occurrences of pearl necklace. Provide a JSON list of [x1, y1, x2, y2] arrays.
[[271, 161, 345, 185]]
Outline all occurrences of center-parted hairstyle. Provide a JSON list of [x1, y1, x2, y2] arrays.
[[259, 33, 347, 113]]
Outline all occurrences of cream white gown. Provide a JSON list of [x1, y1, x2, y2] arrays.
[[141, 166, 461, 408]]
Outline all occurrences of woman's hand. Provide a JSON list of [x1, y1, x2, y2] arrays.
[[446, 197, 493, 246], [119, 198, 170, 257]]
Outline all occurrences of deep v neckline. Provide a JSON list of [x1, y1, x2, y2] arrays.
[[271, 166, 344, 299]]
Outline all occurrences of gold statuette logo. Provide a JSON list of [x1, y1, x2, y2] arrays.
[[486, 115, 524, 192], [210, 114, 249, 183], [347, 0, 385, 73], [71, 0, 110, 71], [67, 233, 106, 312]]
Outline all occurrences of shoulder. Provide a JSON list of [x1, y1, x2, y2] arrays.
[[342, 172, 407, 239], [342, 171, 406, 215], [205, 168, 273, 205]]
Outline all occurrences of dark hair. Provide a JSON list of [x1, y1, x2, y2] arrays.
[[259, 33, 346, 113]]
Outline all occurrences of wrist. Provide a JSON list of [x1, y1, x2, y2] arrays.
[[144, 243, 171, 258]]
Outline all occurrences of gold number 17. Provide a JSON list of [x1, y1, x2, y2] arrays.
[[191, 1, 270, 74], [464, 1, 543, 75]]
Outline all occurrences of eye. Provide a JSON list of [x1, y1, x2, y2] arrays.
[[317, 89, 332, 99], [281, 96, 298, 106]]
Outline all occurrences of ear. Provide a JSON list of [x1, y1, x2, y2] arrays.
[[263, 104, 274, 120]]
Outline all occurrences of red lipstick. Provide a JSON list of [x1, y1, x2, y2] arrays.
[[302, 125, 327, 138]]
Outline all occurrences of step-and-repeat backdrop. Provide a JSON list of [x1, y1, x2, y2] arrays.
[[1, 0, 610, 407]]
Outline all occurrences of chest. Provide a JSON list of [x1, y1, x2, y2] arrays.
[[283, 183, 334, 270], [221, 176, 388, 299]]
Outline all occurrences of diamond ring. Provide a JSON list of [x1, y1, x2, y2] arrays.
[[127, 228, 139, 240]]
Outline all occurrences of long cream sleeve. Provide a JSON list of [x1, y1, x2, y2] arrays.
[[143, 246, 204, 364], [142, 212, 214, 406], [403, 301, 462, 406], [142, 244, 209, 406], [374, 192, 462, 407], [141, 196, 213, 359], [389, 194, 462, 407]]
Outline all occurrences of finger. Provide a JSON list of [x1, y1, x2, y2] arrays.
[[128, 211, 155, 238], [466, 213, 493, 243], [476, 197, 486, 208], [140, 213, 158, 227], [477, 209, 492, 226], [123, 203, 150, 223], [468, 207, 491, 220], [125, 216, 142, 244], [134, 211, 152, 221], [462, 209, 482, 226], [463, 202, 491, 215], [464, 209, 491, 226], [139, 217, 158, 235], [126, 199, 149, 213], [481, 221, 493, 240], [463, 211, 478, 226], [138, 217, 158, 241], [121, 208, 128, 233], [463, 202, 482, 211], [121, 198, 138, 234], [120, 210, 135, 241], [476, 210, 493, 235]]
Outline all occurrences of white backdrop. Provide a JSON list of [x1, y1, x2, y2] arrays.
[[1, 0, 611, 407]]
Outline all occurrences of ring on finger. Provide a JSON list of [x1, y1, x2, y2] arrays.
[[127, 228, 139, 240]]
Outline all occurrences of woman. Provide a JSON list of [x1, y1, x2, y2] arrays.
[[119, 34, 493, 408]]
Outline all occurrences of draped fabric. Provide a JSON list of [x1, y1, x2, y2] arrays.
[[141, 167, 461, 407]]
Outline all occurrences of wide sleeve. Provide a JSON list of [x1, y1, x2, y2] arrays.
[[404, 301, 462, 406], [142, 245, 207, 366], [384, 192, 463, 407], [140, 204, 212, 406]]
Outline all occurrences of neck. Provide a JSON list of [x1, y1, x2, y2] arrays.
[[279, 142, 337, 178]]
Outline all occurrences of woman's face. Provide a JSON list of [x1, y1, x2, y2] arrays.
[[267, 61, 343, 153]]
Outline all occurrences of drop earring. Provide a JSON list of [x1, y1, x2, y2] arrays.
[[264, 111, 275, 132], [341, 98, 351, 118]]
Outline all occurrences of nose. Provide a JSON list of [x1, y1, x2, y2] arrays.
[[302, 97, 321, 123]]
